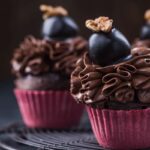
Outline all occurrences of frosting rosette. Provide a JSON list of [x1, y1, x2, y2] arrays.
[[71, 47, 150, 109], [11, 36, 87, 77], [133, 39, 150, 48]]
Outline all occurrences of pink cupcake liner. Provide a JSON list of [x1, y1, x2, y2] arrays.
[[87, 106, 150, 150], [14, 89, 84, 129]]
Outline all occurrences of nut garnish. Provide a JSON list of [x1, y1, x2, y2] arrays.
[[85, 16, 113, 32], [144, 9, 150, 22], [40, 5, 68, 19]]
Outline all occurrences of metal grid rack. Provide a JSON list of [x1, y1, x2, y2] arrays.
[[0, 123, 105, 150]]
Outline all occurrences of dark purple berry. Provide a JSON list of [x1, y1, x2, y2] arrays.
[[140, 23, 150, 40], [42, 16, 79, 40], [89, 28, 131, 66]]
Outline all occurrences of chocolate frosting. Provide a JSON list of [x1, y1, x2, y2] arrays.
[[71, 48, 150, 109], [11, 36, 87, 77], [133, 39, 150, 48], [11, 36, 87, 90]]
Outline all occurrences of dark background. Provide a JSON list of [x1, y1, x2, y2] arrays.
[[0, 0, 150, 125]]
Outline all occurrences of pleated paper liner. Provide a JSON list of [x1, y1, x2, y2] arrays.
[[14, 89, 84, 129], [87, 106, 150, 150]]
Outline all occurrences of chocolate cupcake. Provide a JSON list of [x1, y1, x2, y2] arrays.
[[11, 5, 86, 128], [71, 16, 150, 149], [133, 9, 150, 48]]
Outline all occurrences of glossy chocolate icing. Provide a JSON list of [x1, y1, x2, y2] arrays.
[[133, 39, 150, 48], [11, 36, 87, 90], [71, 47, 150, 109]]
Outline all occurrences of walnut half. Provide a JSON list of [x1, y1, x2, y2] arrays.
[[145, 9, 150, 22], [85, 16, 113, 32], [40, 5, 68, 19]]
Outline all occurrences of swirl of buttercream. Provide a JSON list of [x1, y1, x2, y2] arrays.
[[133, 39, 150, 49], [11, 36, 87, 77], [71, 48, 150, 108], [110, 82, 135, 103]]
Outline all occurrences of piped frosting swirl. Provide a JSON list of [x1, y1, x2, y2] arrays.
[[11, 36, 87, 77], [71, 47, 150, 109]]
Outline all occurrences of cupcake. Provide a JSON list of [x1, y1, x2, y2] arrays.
[[71, 16, 150, 149], [11, 5, 86, 128], [133, 9, 150, 48]]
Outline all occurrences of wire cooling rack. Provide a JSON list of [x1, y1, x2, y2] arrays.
[[0, 123, 105, 150]]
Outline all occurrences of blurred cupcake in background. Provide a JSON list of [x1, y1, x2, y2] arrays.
[[71, 16, 150, 149], [133, 9, 150, 48], [11, 5, 87, 128]]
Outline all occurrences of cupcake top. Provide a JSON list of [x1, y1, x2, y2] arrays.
[[71, 16, 150, 110], [11, 5, 87, 90], [11, 35, 87, 78], [133, 9, 150, 48], [11, 4, 87, 78]]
